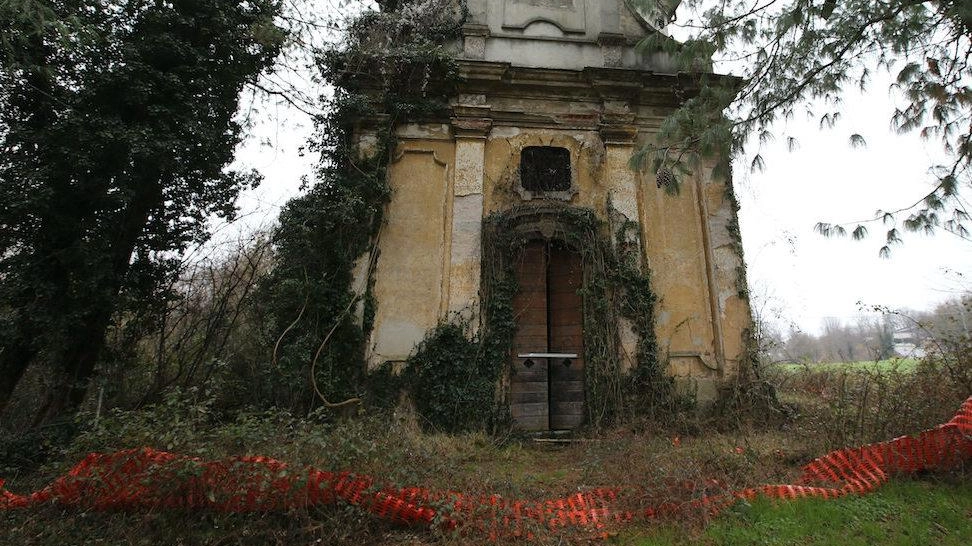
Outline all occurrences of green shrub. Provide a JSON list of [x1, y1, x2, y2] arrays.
[[404, 323, 500, 433]]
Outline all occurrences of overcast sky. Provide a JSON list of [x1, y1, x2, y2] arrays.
[[733, 69, 972, 334], [226, 3, 971, 337]]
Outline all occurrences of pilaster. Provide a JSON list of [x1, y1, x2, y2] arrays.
[[599, 120, 643, 371], [447, 106, 492, 322], [599, 119, 640, 224], [462, 23, 490, 60]]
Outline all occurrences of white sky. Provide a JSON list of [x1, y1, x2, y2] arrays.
[[225, 3, 971, 337], [734, 71, 972, 334]]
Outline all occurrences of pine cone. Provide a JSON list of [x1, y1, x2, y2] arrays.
[[656, 167, 676, 189]]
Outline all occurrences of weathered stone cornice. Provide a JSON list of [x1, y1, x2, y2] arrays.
[[458, 60, 741, 108], [461, 23, 490, 37], [596, 32, 628, 47], [352, 60, 740, 133], [599, 122, 639, 145], [451, 116, 493, 139]]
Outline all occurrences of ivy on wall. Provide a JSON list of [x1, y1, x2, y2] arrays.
[[393, 204, 676, 432], [260, 1, 466, 411], [402, 322, 509, 433], [716, 160, 763, 387], [479, 205, 675, 430], [395, 249, 518, 433]]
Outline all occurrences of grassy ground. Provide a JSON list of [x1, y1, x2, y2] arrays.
[[1, 362, 968, 545], [0, 423, 811, 545], [1, 457, 967, 545], [623, 478, 972, 546], [2, 420, 968, 544]]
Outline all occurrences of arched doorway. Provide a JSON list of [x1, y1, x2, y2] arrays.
[[510, 240, 586, 431]]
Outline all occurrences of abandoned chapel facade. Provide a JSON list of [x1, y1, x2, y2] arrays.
[[356, 0, 752, 431]]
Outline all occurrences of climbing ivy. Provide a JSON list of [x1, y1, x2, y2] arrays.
[[260, 0, 677, 426], [403, 323, 501, 433], [721, 165, 750, 302], [613, 220, 674, 417], [477, 205, 675, 430], [399, 255, 517, 433], [259, 1, 465, 411], [719, 161, 763, 384]]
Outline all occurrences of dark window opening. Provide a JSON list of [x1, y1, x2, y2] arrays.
[[520, 146, 571, 192]]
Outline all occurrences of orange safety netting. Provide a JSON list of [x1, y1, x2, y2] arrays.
[[2, 396, 970, 538]]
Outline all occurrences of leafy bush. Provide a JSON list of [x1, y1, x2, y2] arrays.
[[404, 323, 501, 433]]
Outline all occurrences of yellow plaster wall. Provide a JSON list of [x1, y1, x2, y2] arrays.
[[639, 169, 719, 379], [700, 162, 752, 378], [369, 124, 753, 398], [367, 141, 455, 365]]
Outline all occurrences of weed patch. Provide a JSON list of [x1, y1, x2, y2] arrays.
[[1, 373, 969, 545]]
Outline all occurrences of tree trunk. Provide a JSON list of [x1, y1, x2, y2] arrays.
[[0, 339, 36, 417], [0, 22, 55, 417], [32, 176, 161, 426], [32, 306, 115, 426]]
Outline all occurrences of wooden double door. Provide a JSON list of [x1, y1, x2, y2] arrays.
[[510, 241, 586, 431]]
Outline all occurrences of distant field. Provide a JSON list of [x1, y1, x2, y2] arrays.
[[770, 358, 920, 374]]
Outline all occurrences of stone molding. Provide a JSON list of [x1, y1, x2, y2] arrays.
[[459, 60, 741, 110], [492, 202, 589, 242], [451, 116, 493, 139], [462, 23, 491, 37], [599, 123, 639, 145], [390, 147, 449, 167], [596, 32, 628, 47], [500, 0, 587, 35], [461, 23, 490, 59]]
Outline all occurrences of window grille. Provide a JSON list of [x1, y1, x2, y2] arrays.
[[520, 146, 571, 192]]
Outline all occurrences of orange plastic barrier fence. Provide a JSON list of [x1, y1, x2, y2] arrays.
[[2, 397, 970, 538]]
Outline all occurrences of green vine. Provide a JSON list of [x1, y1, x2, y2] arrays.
[[613, 220, 675, 417], [402, 322, 505, 433], [399, 245, 517, 433], [720, 162, 750, 302], [719, 162, 764, 385], [476, 205, 673, 429], [260, 2, 465, 411]]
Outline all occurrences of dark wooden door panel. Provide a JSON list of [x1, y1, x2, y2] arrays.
[[550, 401, 585, 419], [510, 242, 549, 432], [548, 245, 585, 431], [509, 241, 586, 432], [510, 389, 548, 404], [549, 366, 585, 382], [550, 389, 585, 404]]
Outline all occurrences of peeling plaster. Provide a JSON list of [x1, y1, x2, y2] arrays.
[[489, 126, 522, 138]]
